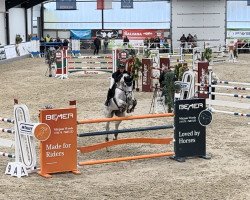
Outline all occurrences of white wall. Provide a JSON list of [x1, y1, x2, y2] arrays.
[[172, 0, 226, 49], [0, 0, 6, 45], [9, 8, 26, 44], [32, 5, 41, 37], [27, 8, 32, 35]]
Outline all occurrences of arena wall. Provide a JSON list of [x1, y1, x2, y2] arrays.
[[172, 0, 226, 49]]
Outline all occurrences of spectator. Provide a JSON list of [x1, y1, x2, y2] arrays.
[[40, 37, 45, 57], [49, 37, 54, 42], [44, 34, 51, 42], [180, 34, 186, 49], [233, 40, 238, 59], [154, 36, 160, 49], [103, 36, 109, 53], [193, 34, 198, 47], [123, 36, 129, 47], [93, 37, 101, 55], [186, 34, 194, 53], [149, 38, 155, 48], [144, 38, 149, 47], [228, 41, 235, 62]]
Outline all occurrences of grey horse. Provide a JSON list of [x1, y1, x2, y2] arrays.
[[104, 73, 137, 141]]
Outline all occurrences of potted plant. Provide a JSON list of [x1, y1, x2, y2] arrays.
[[132, 57, 142, 91], [15, 34, 23, 44], [203, 47, 212, 63]]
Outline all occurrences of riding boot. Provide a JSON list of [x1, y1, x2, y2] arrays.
[[105, 89, 113, 106]]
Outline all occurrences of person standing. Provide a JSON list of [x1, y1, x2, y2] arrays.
[[180, 34, 187, 49], [44, 34, 51, 43], [123, 36, 129, 47], [161, 68, 176, 113], [93, 37, 101, 55], [103, 36, 109, 53]]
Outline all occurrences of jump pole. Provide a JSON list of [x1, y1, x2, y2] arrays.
[[78, 137, 173, 153], [78, 125, 174, 137], [79, 152, 174, 166], [77, 113, 174, 124]]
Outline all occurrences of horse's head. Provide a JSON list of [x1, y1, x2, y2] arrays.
[[118, 73, 133, 97]]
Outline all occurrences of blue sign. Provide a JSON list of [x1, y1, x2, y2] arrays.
[[56, 0, 77, 10], [121, 0, 133, 9], [70, 30, 92, 40]]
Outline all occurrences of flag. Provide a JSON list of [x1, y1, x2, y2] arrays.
[[97, 0, 112, 10], [56, 0, 77, 10], [121, 0, 133, 9]]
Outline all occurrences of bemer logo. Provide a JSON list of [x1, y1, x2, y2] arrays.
[[45, 113, 74, 121], [179, 103, 203, 111]]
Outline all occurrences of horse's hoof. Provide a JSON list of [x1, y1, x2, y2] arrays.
[[105, 137, 109, 142], [113, 137, 117, 141]]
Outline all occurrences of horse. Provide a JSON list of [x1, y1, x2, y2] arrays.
[[104, 73, 137, 141]]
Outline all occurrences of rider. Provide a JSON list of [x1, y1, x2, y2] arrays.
[[105, 63, 128, 106]]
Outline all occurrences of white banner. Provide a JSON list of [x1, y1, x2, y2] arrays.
[[0, 46, 6, 60], [227, 30, 250, 38], [4, 45, 17, 59]]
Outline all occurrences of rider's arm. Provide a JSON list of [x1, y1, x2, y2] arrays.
[[109, 77, 115, 89]]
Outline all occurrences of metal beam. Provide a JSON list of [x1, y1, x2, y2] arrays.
[[5, 0, 28, 10], [22, 0, 46, 9]]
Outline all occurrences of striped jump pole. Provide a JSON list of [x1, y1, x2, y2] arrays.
[[78, 125, 173, 137], [0, 117, 14, 124], [211, 108, 250, 117], [197, 91, 250, 99], [68, 61, 112, 64], [0, 151, 15, 158], [72, 56, 112, 59], [1, 128, 15, 134], [77, 113, 174, 124], [68, 67, 113, 70], [214, 80, 250, 86], [196, 83, 250, 91]]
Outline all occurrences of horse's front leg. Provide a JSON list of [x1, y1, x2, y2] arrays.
[[114, 112, 125, 140], [105, 122, 110, 142], [104, 109, 113, 142], [127, 99, 137, 113]]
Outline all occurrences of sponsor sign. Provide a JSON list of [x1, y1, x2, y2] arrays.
[[39, 107, 79, 177], [227, 30, 250, 38], [93, 29, 123, 39], [142, 58, 153, 92], [198, 62, 209, 99], [123, 29, 165, 40], [70, 29, 92, 40], [174, 99, 207, 159]]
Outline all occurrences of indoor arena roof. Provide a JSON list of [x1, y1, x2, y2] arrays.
[[5, 0, 47, 10]]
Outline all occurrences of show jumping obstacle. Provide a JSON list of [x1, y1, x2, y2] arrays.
[[0, 101, 51, 178], [39, 98, 210, 178], [67, 51, 113, 75], [77, 113, 175, 165], [0, 117, 15, 159], [180, 67, 250, 122]]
